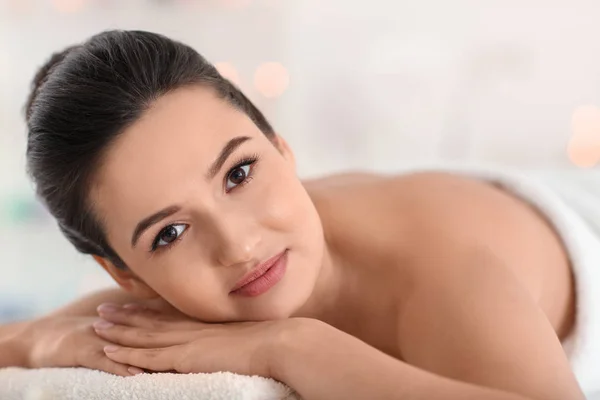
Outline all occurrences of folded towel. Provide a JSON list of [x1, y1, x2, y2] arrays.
[[0, 367, 299, 400]]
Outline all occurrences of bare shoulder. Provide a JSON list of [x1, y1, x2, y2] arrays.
[[388, 171, 573, 339], [391, 171, 570, 301], [307, 171, 570, 291], [308, 171, 572, 333]]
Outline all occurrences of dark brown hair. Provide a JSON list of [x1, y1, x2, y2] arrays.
[[25, 30, 274, 269]]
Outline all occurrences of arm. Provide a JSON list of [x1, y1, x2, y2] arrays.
[[273, 319, 532, 400], [90, 270, 580, 399], [0, 287, 140, 368], [93, 298, 577, 400], [271, 253, 582, 400], [396, 251, 583, 400], [90, 306, 530, 399], [0, 322, 28, 367]]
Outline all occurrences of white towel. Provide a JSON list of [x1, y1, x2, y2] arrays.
[[523, 169, 600, 396], [0, 367, 299, 400]]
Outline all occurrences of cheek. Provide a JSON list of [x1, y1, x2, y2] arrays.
[[255, 169, 310, 230], [145, 265, 232, 320]]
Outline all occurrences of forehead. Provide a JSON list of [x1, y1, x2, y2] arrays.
[[91, 86, 262, 238], [110, 85, 255, 162]]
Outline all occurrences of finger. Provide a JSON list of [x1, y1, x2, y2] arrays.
[[103, 345, 180, 372], [93, 320, 199, 348], [124, 302, 188, 321], [75, 340, 143, 377], [93, 356, 143, 377], [122, 303, 146, 311]]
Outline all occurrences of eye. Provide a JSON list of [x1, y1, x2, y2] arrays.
[[152, 224, 187, 251], [226, 164, 251, 191]]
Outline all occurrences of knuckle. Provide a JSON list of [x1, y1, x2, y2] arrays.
[[140, 330, 155, 339], [144, 349, 159, 358], [130, 328, 154, 340], [129, 312, 159, 326], [146, 320, 163, 330]]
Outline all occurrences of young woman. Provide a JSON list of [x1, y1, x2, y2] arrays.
[[0, 30, 585, 399]]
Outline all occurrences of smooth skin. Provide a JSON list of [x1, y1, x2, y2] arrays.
[[0, 86, 583, 399]]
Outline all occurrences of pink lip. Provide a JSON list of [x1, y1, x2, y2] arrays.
[[230, 250, 287, 297]]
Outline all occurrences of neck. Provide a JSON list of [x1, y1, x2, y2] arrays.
[[292, 236, 356, 328]]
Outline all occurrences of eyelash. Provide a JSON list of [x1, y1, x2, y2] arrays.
[[150, 224, 186, 253], [224, 153, 259, 193], [148, 154, 260, 254]]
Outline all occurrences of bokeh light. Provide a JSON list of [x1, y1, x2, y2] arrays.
[[568, 105, 600, 168], [51, 0, 86, 14], [254, 62, 289, 98], [215, 62, 241, 86]]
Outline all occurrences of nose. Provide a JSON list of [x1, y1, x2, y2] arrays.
[[211, 218, 261, 267]]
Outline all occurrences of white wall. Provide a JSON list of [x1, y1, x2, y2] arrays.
[[282, 0, 600, 175], [0, 0, 598, 320]]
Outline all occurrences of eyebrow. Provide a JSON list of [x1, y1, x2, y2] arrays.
[[206, 136, 252, 180], [131, 205, 181, 248], [130, 136, 252, 248]]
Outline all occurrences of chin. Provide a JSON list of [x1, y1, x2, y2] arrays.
[[231, 250, 321, 322], [251, 308, 293, 321], [241, 282, 314, 322], [243, 292, 306, 321]]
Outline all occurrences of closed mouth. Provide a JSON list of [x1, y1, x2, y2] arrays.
[[230, 250, 287, 293]]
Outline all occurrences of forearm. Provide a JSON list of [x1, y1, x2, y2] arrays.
[[0, 288, 135, 368], [0, 321, 29, 367], [272, 320, 531, 400]]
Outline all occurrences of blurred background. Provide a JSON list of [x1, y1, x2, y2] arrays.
[[0, 0, 599, 321]]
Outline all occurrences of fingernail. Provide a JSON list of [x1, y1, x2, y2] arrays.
[[128, 367, 144, 375], [97, 303, 120, 314], [104, 345, 119, 353], [93, 320, 114, 330]]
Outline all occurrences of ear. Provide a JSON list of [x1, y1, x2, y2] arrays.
[[273, 134, 296, 171], [92, 255, 160, 299]]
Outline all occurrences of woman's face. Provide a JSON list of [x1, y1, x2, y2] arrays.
[[91, 86, 325, 322]]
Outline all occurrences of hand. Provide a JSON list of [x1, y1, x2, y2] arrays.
[[21, 314, 140, 376], [93, 303, 294, 377]]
